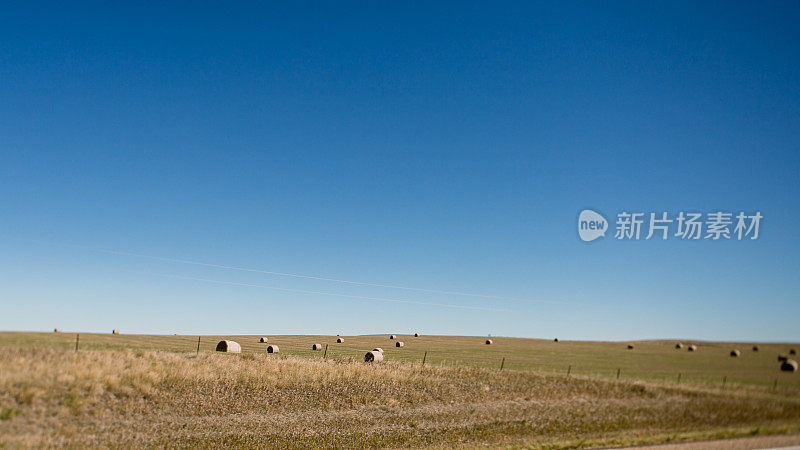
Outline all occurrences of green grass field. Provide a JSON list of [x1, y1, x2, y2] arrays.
[[2, 331, 798, 390]]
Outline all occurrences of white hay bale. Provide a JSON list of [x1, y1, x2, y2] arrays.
[[336, 337, 344, 343], [259, 337, 269, 343], [395, 341, 404, 348], [485, 339, 493, 345], [53, 328, 61, 333], [112, 329, 119, 335], [781, 359, 798, 372], [312, 343, 322, 350], [688, 344, 697, 352], [627, 344, 634, 350], [752, 345, 759, 352], [414, 333, 420, 337], [389, 335, 396, 340], [216, 340, 241, 353], [267, 344, 279, 353], [675, 343, 683, 349], [730, 349, 741, 357], [372, 347, 384, 353], [365, 351, 384, 362], [554, 338, 559, 342]]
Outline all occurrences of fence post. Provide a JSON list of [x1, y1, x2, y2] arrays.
[[196, 336, 201, 355], [500, 357, 505, 371], [567, 364, 571, 377], [616, 368, 620, 380], [75, 334, 80, 352], [323, 344, 328, 360], [422, 351, 427, 366], [722, 376, 727, 388]]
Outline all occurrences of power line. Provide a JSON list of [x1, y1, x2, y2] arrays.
[[134, 270, 511, 312], [17, 237, 567, 304]]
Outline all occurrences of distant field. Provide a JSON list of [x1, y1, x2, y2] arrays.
[[1, 331, 798, 390], [2, 344, 800, 448]]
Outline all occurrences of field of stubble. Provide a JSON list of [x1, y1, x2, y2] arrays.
[[1, 333, 799, 448]]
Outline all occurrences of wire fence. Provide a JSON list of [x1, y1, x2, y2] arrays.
[[3, 331, 799, 393]]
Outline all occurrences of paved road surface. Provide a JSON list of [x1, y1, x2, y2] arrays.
[[613, 434, 800, 450]]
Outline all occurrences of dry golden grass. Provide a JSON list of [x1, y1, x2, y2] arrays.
[[4, 332, 799, 390], [2, 347, 800, 448]]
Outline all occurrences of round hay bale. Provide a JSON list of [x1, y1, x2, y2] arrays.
[[395, 341, 404, 348], [112, 329, 119, 335], [365, 351, 384, 362], [372, 347, 384, 353], [414, 333, 420, 337], [554, 338, 559, 342], [53, 328, 61, 333], [312, 343, 322, 350], [627, 344, 634, 350], [389, 335, 396, 340], [752, 345, 759, 352], [688, 344, 697, 352], [267, 344, 279, 353], [781, 359, 798, 372], [730, 349, 741, 357], [216, 340, 241, 353], [336, 337, 344, 343], [259, 337, 269, 343], [790, 349, 797, 355], [779, 355, 789, 362], [485, 339, 493, 345], [675, 343, 683, 349]]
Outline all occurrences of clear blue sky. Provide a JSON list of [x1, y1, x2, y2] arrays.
[[1, 2, 798, 341]]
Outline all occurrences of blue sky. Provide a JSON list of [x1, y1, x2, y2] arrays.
[[1, 2, 798, 341]]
